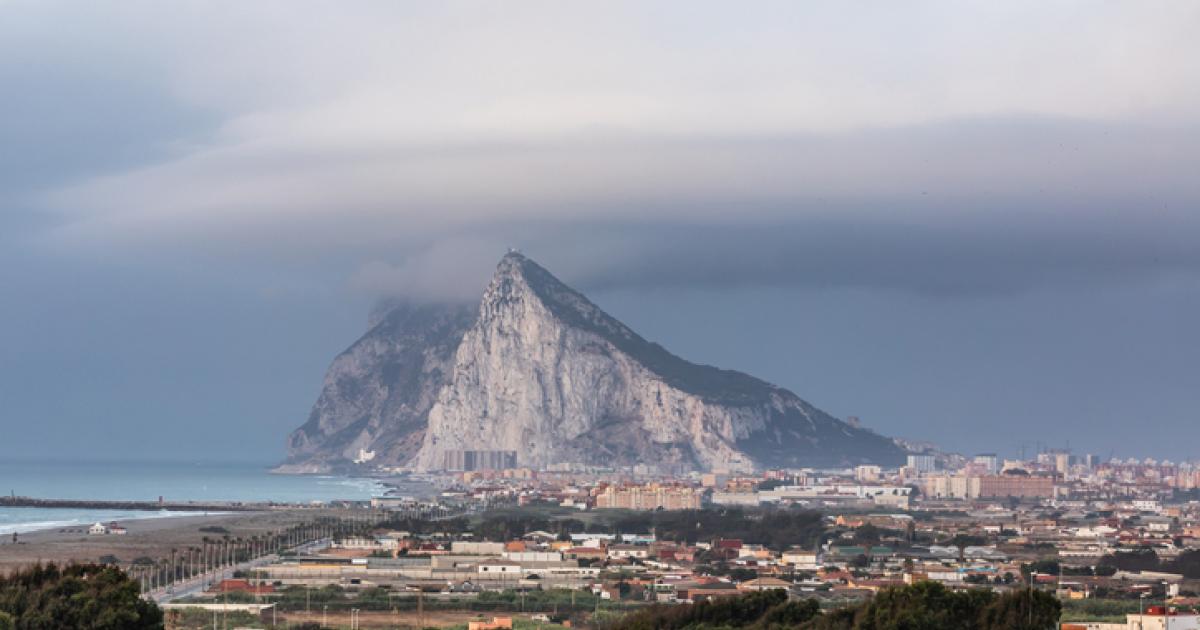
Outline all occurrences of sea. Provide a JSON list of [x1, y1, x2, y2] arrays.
[[0, 459, 409, 536]]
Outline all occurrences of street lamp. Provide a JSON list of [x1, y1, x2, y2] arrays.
[[1163, 581, 1171, 630]]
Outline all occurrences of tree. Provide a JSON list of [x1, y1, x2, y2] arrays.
[[852, 581, 995, 630], [0, 611, 13, 630], [852, 524, 883, 546], [728, 568, 759, 582], [1170, 549, 1200, 578], [759, 599, 820, 628], [0, 563, 162, 629], [1098, 549, 1159, 573], [949, 534, 987, 562], [977, 588, 1061, 630], [608, 590, 794, 630], [1022, 560, 1061, 579], [806, 606, 857, 630]]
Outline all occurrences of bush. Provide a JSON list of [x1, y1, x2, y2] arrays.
[[169, 608, 258, 629]]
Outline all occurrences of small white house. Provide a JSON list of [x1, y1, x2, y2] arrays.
[[88, 522, 109, 535]]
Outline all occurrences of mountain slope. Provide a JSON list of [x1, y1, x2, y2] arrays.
[[282, 252, 904, 472], [278, 302, 475, 473], [411, 252, 904, 472]]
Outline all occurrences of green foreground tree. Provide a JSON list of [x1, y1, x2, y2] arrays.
[[606, 581, 1060, 630], [0, 563, 162, 630]]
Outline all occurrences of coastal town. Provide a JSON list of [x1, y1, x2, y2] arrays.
[[4, 0, 1194, 628], [54, 447, 1190, 629]]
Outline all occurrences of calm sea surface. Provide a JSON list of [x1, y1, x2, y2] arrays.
[[0, 459, 398, 535]]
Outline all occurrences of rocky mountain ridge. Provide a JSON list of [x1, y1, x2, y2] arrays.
[[281, 252, 904, 473]]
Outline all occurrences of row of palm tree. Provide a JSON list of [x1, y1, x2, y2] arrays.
[[125, 514, 395, 595]]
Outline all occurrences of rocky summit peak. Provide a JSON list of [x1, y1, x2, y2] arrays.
[[281, 252, 904, 473], [494, 249, 529, 273]]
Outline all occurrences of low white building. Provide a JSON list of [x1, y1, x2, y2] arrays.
[[781, 550, 820, 570], [452, 541, 505, 555], [504, 551, 562, 562], [477, 560, 522, 576], [608, 545, 649, 559], [1132, 499, 1163, 514], [710, 492, 761, 507], [1067, 608, 1200, 630]]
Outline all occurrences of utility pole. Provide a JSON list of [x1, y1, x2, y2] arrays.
[[1028, 571, 1033, 627]]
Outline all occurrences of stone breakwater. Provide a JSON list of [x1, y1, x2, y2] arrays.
[[0, 496, 264, 512]]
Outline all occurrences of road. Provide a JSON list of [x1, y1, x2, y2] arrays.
[[148, 538, 330, 604]]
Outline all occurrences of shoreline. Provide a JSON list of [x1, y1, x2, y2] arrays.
[[0, 506, 232, 537], [0, 509, 327, 571], [3, 511, 240, 540]]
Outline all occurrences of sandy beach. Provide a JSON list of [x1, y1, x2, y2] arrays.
[[0, 509, 327, 571]]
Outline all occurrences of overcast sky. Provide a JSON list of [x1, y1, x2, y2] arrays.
[[2, 1, 1198, 463]]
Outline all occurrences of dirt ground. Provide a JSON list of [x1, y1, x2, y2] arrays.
[[274, 608, 554, 629]]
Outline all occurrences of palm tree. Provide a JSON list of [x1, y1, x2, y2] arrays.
[[200, 537, 210, 578]]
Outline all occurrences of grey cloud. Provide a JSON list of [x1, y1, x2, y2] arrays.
[[353, 207, 1200, 306], [308, 115, 1200, 303], [557, 216, 1200, 297], [0, 11, 218, 203], [4, 1, 1200, 462], [43, 116, 1200, 258]]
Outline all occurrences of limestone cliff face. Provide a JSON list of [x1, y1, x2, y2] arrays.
[[411, 253, 904, 472], [282, 252, 904, 472], [278, 302, 475, 473]]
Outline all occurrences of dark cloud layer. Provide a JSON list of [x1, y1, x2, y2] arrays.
[[561, 214, 1200, 297], [2, 2, 1199, 461]]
